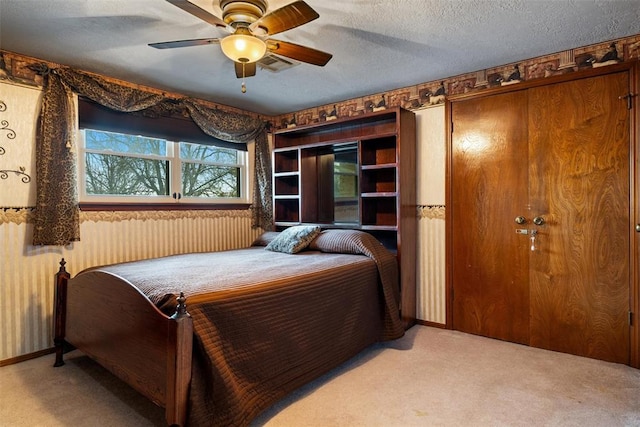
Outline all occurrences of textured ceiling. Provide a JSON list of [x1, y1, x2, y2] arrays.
[[1, 0, 640, 115]]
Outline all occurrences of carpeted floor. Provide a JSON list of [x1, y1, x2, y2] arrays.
[[1, 326, 639, 426]]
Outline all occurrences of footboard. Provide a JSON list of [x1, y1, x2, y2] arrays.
[[54, 259, 193, 427]]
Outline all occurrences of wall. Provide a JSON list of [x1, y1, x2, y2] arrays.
[[415, 105, 446, 325], [0, 81, 262, 363], [272, 34, 640, 129]]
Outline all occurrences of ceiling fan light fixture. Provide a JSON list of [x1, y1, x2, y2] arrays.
[[220, 31, 266, 63]]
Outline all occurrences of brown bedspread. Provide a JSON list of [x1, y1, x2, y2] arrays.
[[89, 230, 403, 426]]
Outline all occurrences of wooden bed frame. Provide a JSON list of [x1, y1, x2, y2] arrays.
[[52, 231, 406, 427], [53, 259, 193, 427]]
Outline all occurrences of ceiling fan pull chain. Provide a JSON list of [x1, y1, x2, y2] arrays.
[[241, 62, 247, 93]]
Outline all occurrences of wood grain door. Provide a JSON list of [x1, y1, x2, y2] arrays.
[[527, 72, 630, 364], [450, 70, 631, 364], [451, 91, 531, 345]]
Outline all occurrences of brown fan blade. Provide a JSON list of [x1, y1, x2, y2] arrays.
[[250, 1, 319, 36], [266, 39, 332, 66], [149, 38, 220, 49], [235, 62, 257, 79], [165, 0, 228, 29]]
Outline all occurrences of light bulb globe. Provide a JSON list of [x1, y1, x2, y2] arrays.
[[220, 33, 266, 63]]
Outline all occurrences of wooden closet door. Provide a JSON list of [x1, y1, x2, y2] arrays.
[[528, 71, 630, 364], [451, 91, 531, 345]]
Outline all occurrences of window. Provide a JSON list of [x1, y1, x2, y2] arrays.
[[76, 97, 251, 207], [78, 129, 248, 204]]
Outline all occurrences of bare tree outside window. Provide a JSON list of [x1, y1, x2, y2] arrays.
[[85, 153, 169, 195], [84, 130, 169, 196], [180, 143, 240, 197]]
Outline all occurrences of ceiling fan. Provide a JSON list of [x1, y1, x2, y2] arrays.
[[150, 0, 333, 92]]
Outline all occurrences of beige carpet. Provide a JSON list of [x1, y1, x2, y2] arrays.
[[1, 326, 639, 426]]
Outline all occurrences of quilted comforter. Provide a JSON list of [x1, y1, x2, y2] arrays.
[[93, 229, 404, 426]]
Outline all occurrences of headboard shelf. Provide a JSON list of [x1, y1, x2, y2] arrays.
[[272, 107, 417, 327]]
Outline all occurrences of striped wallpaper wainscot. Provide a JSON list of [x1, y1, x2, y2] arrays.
[[0, 208, 262, 363], [416, 205, 446, 326]]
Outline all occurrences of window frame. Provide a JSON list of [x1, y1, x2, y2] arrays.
[[77, 128, 251, 210]]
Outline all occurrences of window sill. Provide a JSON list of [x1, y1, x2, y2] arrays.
[[79, 202, 251, 211]]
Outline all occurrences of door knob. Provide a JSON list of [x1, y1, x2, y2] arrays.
[[636, 224, 640, 232], [515, 216, 527, 224], [533, 216, 545, 226]]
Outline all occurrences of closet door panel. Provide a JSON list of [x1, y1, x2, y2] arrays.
[[528, 72, 630, 364], [451, 91, 530, 344]]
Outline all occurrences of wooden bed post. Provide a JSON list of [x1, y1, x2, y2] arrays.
[[53, 258, 70, 367], [166, 292, 193, 427]]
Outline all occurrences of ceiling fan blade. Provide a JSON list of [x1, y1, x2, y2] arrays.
[[235, 62, 257, 79], [165, 0, 228, 29], [266, 39, 332, 66], [149, 38, 220, 49], [250, 1, 319, 36]]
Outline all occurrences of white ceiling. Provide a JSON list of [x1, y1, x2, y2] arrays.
[[2, 0, 640, 116]]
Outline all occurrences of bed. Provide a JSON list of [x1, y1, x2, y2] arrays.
[[53, 228, 405, 426]]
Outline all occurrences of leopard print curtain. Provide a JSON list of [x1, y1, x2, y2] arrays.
[[33, 67, 272, 246], [32, 71, 80, 245]]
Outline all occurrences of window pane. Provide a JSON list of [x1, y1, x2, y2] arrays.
[[182, 162, 240, 197], [85, 153, 169, 196], [180, 142, 238, 164], [85, 129, 167, 156]]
